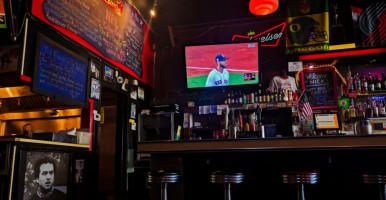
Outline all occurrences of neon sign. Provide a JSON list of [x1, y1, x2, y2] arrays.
[[232, 22, 286, 47]]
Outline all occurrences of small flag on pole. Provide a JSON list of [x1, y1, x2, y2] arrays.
[[299, 92, 313, 120]]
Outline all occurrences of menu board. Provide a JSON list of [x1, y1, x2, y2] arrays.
[[31, 0, 154, 86], [33, 36, 88, 106], [301, 68, 338, 109]]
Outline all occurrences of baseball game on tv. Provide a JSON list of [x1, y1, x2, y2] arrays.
[[185, 42, 259, 88]]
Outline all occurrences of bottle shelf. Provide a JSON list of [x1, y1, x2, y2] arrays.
[[184, 102, 296, 114], [356, 92, 386, 97]]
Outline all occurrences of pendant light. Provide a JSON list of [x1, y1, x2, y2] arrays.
[[249, 0, 279, 16]]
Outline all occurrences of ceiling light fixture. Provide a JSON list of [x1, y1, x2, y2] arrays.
[[249, 0, 279, 16], [150, 9, 156, 17]]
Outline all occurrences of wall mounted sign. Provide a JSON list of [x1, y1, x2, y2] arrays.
[[288, 61, 303, 72], [300, 68, 338, 109], [31, 0, 154, 86]]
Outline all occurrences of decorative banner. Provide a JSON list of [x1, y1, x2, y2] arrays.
[[0, 0, 6, 28], [351, 0, 386, 48], [31, 0, 154, 86], [286, 0, 329, 54]]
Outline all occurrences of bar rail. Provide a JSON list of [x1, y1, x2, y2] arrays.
[[138, 135, 386, 153]]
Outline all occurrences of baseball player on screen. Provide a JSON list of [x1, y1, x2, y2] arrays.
[[205, 54, 230, 87]]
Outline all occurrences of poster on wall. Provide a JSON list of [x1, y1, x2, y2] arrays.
[[351, 0, 386, 47], [19, 151, 69, 200], [0, 0, 6, 29], [31, 0, 154, 86], [90, 78, 101, 100]]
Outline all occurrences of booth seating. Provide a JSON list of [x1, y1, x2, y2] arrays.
[[210, 171, 245, 200], [147, 170, 180, 200], [282, 170, 319, 200], [363, 174, 386, 200]]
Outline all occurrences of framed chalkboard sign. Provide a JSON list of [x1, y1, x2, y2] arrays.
[[32, 34, 89, 107], [300, 68, 338, 109]]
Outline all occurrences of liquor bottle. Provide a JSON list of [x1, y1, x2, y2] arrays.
[[238, 111, 243, 130], [356, 103, 365, 121], [266, 91, 270, 102], [279, 90, 283, 102], [361, 75, 368, 93], [382, 72, 386, 90], [227, 93, 231, 104], [373, 102, 379, 118], [250, 92, 254, 104], [348, 73, 354, 93], [231, 92, 235, 104], [380, 100, 386, 117], [375, 75, 382, 91], [244, 121, 250, 132], [238, 92, 242, 104], [348, 98, 357, 122], [354, 73, 361, 92], [368, 73, 375, 92], [292, 116, 300, 137], [254, 92, 258, 103], [274, 90, 279, 102]]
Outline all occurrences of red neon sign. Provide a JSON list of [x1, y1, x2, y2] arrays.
[[232, 22, 286, 47]]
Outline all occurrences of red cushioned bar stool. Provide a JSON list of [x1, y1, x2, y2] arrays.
[[210, 171, 245, 200], [282, 170, 319, 200], [147, 170, 180, 200], [363, 174, 386, 200]]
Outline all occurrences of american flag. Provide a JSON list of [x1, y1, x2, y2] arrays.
[[299, 92, 313, 120]]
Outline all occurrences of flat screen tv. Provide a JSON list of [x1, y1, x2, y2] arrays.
[[185, 42, 259, 88], [32, 34, 88, 107]]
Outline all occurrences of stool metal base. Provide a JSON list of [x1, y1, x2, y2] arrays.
[[147, 170, 180, 200], [282, 171, 319, 200], [210, 171, 244, 200], [363, 174, 386, 200]]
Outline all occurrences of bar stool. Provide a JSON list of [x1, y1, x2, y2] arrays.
[[147, 170, 180, 200], [282, 170, 319, 200], [210, 170, 245, 200], [363, 174, 386, 200]]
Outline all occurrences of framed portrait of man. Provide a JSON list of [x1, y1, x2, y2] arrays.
[[17, 151, 70, 200]]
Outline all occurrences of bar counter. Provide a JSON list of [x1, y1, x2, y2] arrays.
[[0, 137, 90, 149], [138, 135, 386, 153]]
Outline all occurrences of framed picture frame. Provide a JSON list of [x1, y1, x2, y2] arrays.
[[17, 150, 71, 200], [300, 67, 338, 109]]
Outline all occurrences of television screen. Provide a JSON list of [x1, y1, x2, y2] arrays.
[[18, 151, 70, 200], [185, 42, 259, 88], [313, 113, 341, 130], [32, 34, 88, 107], [0, 0, 6, 29]]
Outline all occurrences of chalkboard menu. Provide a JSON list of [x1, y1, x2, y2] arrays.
[[33, 35, 88, 107], [32, 0, 144, 79], [301, 68, 338, 109]]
